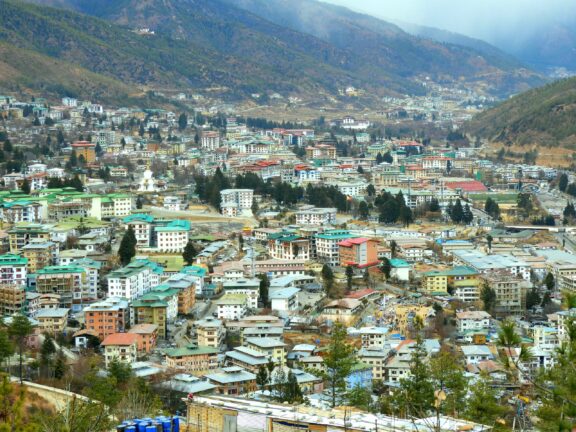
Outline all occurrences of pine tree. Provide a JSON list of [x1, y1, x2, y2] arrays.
[[345, 266, 354, 291], [321, 264, 334, 295], [450, 199, 464, 223], [544, 272, 555, 291], [8, 315, 33, 383], [182, 240, 198, 266], [393, 338, 434, 417], [256, 365, 268, 390], [0, 330, 14, 372], [324, 322, 356, 408], [40, 335, 56, 377], [559, 173, 569, 192], [464, 373, 508, 426], [118, 226, 137, 266], [20, 179, 31, 195], [178, 113, 188, 130], [136, 196, 143, 209], [257, 273, 270, 308]]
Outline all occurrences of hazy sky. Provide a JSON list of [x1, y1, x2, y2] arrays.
[[323, 0, 574, 45]]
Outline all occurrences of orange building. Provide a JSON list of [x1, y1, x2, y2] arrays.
[[338, 238, 379, 268], [83, 298, 129, 340], [71, 141, 96, 163], [128, 323, 158, 353]]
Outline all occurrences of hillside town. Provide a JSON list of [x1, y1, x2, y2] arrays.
[[0, 94, 575, 431]]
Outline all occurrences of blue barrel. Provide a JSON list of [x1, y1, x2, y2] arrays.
[[161, 419, 171, 432], [137, 422, 149, 432], [145, 426, 156, 432], [172, 417, 179, 432], [125, 427, 136, 432]]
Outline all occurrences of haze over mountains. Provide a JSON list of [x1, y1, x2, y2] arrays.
[[326, 0, 576, 73], [0, 0, 544, 104]]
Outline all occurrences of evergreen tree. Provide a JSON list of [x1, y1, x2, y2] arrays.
[[358, 201, 369, 220], [464, 373, 508, 426], [256, 365, 268, 390], [544, 272, 555, 291], [321, 264, 334, 295], [324, 322, 356, 408], [0, 330, 14, 371], [182, 240, 198, 266], [3, 139, 12, 152], [136, 196, 143, 209], [380, 257, 392, 279], [366, 184, 376, 197], [450, 199, 464, 223], [383, 151, 393, 163], [345, 266, 354, 291], [285, 371, 303, 403], [430, 351, 467, 417], [118, 226, 137, 266], [257, 273, 270, 308], [108, 358, 133, 385], [526, 288, 542, 310], [178, 113, 188, 130], [8, 315, 33, 383], [462, 204, 474, 224], [559, 173, 569, 192], [20, 179, 31, 195], [486, 234, 493, 251], [428, 198, 441, 212], [480, 283, 496, 314], [376, 152, 384, 164], [40, 335, 56, 377], [392, 338, 434, 417]]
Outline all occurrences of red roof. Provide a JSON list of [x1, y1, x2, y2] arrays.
[[445, 180, 487, 193], [101, 333, 138, 346], [346, 288, 377, 300], [338, 238, 371, 247], [71, 141, 95, 148]]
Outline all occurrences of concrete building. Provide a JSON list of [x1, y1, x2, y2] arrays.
[[269, 287, 300, 313], [128, 324, 159, 353], [0, 284, 25, 315], [36, 308, 69, 334], [220, 189, 254, 217], [21, 241, 58, 273], [315, 230, 357, 266], [35, 265, 90, 311], [204, 367, 257, 396], [338, 238, 379, 268], [482, 271, 529, 317], [165, 344, 219, 374], [215, 294, 248, 321], [101, 333, 139, 368], [195, 317, 225, 349], [83, 297, 129, 340], [223, 278, 260, 309], [0, 254, 28, 285], [456, 311, 491, 333], [107, 260, 163, 301], [295, 207, 337, 226]]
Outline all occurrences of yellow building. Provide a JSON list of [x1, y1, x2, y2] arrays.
[[36, 308, 69, 334], [394, 305, 433, 333], [244, 337, 287, 365], [421, 266, 480, 300], [21, 241, 57, 273], [131, 298, 168, 338]]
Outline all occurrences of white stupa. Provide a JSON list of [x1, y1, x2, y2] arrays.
[[138, 166, 159, 192]]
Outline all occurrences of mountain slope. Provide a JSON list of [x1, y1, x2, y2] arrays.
[[29, 0, 543, 98], [218, 0, 544, 96], [467, 77, 576, 147], [0, 0, 375, 102]]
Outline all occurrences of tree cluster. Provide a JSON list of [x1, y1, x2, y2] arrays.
[[374, 191, 413, 226], [484, 197, 500, 220], [447, 199, 473, 224]]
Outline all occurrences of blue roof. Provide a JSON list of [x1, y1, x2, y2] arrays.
[[390, 258, 410, 268]]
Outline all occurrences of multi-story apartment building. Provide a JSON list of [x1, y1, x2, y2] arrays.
[[128, 323, 158, 353], [358, 326, 389, 349], [482, 271, 529, 317], [452, 250, 530, 281], [201, 131, 221, 151], [165, 344, 219, 374], [36, 308, 69, 335], [267, 233, 312, 261], [0, 284, 25, 315], [156, 220, 190, 253], [71, 141, 96, 163], [124, 214, 154, 248], [0, 201, 43, 223], [107, 260, 163, 301], [295, 207, 337, 226], [8, 225, 50, 253], [83, 297, 129, 340], [455, 311, 491, 333], [195, 317, 225, 349], [101, 333, 139, 367], [315, 230, 357, 266], [215, 294, 248, 321], [305, 144, 336, 160], [35, 265, 90, 311], [220, 189, 254, 217], [338, 238, 379, 268], [222, 278, 260, 309], [0, 254, 28, 285], [21, 240, 58, 273]]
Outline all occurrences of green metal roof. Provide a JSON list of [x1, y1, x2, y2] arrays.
[[165, 344, 219, 358]]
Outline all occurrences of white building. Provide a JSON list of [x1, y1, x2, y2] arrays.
[[220, 189, 254, 217], [269, 287, 300, 313], [358, 326, 389, 349], [156, 223, 190, 253], [295, 207, 337, 226], [107, 261, 161, 301], [164, 196, 183, 211], [461, 345, 494, 365], [456, 311, 491, 333], [223, 278, 260, 309], [215, 294, 248, 321]]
